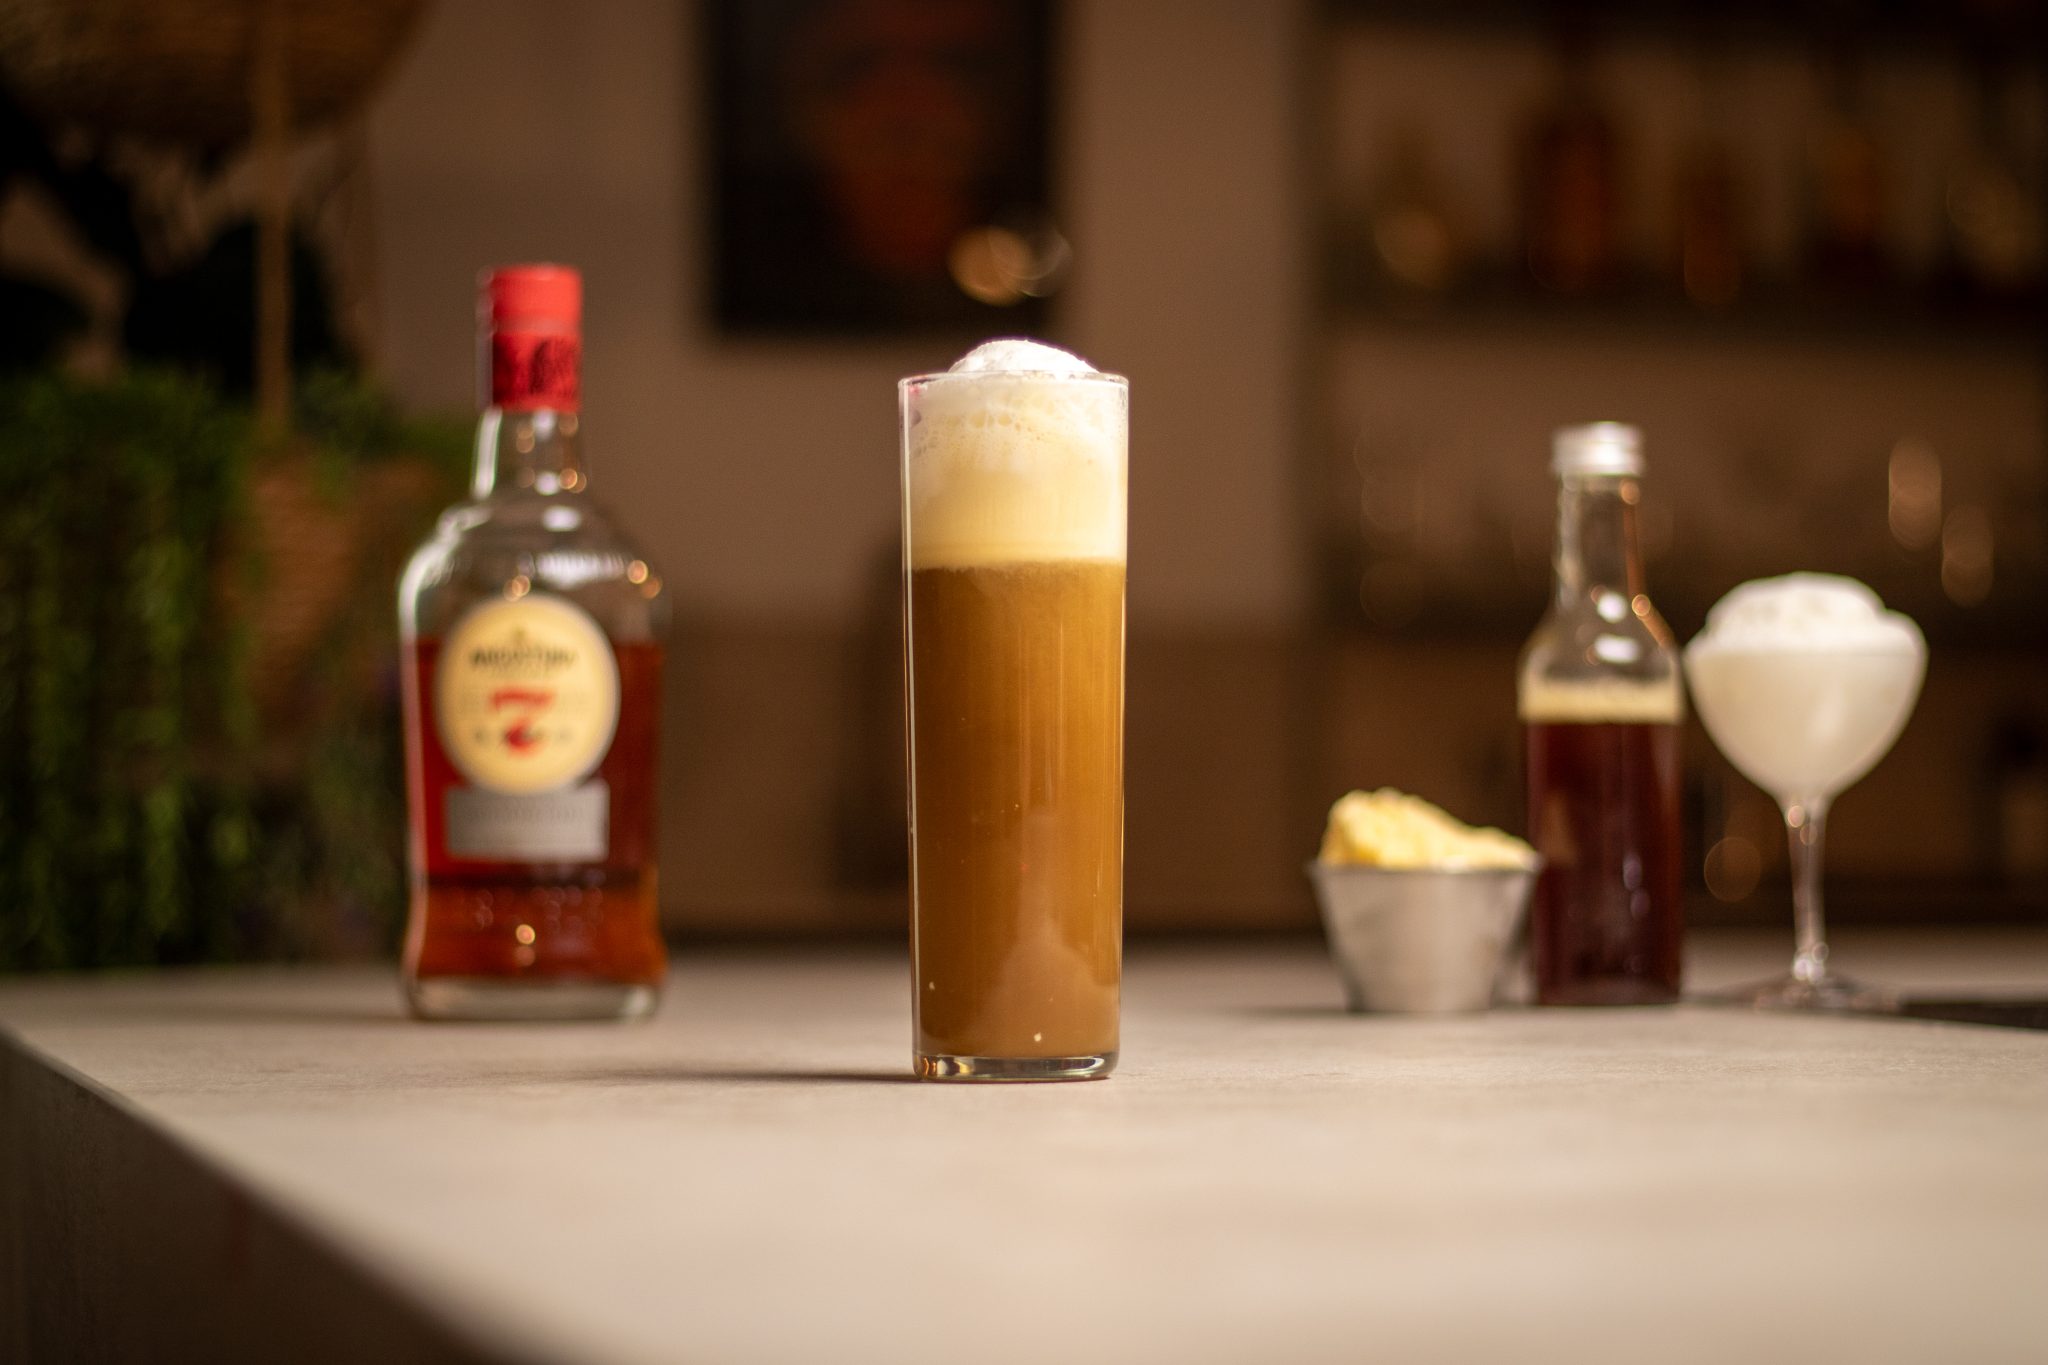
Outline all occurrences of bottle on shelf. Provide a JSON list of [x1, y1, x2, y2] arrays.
[[1672, 57, 1746, 312], [398, 265, 669, 1021], [1941, 56, 2043, 298], [1519, 424, 1685, 1006], [1804, 44, 1890, 293], [1517, 25, 1624, 295], [1365, 125, 1466, 304]]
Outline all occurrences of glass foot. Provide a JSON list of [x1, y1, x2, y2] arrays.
[[914, 1052, 1116, 1083], [1700, 972, 1899, 1014]]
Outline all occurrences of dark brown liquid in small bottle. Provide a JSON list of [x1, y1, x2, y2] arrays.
[[1525, 720, 1683, 1005]]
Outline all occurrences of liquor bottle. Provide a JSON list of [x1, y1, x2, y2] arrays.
[[1517, 28, 1623, 295], [1519, 424, 1684, 1005], [1672, 60, 1745, 313], [398, 265, 668, 1020], [1673, 130, 1743, 311], [1366, 126, 1465, 301], [1804, 46, 1889, 293], [1942, 58, 2042, 297]]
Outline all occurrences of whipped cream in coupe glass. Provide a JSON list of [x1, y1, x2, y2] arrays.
[[1685, 574, 1925, 804]]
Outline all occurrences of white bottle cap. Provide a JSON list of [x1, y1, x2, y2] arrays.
[[1552, 422, 1642, 478]]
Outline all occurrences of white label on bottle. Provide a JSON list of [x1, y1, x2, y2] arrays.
[[446, 782, 609, 861], [436, 594, 620, 794]]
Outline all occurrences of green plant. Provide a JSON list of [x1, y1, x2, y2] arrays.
[[295, 366, 472, 488], [0, 368, 465, 970], [0, 370, 254, 966]]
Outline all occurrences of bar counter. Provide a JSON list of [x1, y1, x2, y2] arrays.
[[4, 930, 2046, 1364]]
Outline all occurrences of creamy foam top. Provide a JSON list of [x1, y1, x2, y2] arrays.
[[947, 338, 1096, 376], [904, 340, 1126, 569], [1688, 574, 1923, 658]]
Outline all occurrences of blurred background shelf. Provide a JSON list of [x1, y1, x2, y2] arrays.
[[1306, 1, 2047, 926], [1, 0, 2043, 964], [1323, 0, 2048, 58], [1329, 270, 2048, 354]]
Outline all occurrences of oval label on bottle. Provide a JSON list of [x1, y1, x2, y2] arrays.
[[435, 594, 619, 795]]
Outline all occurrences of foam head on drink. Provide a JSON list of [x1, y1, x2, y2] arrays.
[[901, 341, 1127, 1079], [1685, 574, 1925, 804], [904, 339, 1126, 568]]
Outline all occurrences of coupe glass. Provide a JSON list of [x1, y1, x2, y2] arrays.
[[1684, 643, 1924, 1010]]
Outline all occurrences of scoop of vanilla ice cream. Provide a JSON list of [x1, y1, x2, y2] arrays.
[[1319, 789, 1536, 871], [1688, 573, 1923, 656], [949, 338, 1098, 376]]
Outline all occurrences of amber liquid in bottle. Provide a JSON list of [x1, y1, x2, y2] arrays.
[[1525, 719, 1683, 1004], [399, 265, 667, 1020], [402, 640, 664, 995]]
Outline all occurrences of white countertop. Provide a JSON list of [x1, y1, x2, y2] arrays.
[[4, 930, 2046, 1365]]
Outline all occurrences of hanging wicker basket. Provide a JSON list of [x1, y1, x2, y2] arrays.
[[0, 0, 425, 150], [2, 0, 441, 728], [241, 450, 445, 724]]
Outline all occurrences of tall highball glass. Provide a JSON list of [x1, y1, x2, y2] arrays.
[[899, 362, 1127, 1081]]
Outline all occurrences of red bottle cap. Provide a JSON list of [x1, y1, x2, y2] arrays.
[[479, 265, 582, 412], [482, 264, 581, 331]]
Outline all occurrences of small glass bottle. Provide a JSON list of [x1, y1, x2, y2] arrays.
[[398, 265, 668, 1020], [1519, 423, 1683, 1005]]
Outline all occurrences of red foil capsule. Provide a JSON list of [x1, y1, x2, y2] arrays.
[[480, 265, 582, 412]]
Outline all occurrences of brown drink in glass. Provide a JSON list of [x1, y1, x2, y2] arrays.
[[900, 345, 1127, 1081]]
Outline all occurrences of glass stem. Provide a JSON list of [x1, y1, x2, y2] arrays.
[[1783, 796, 1831, 984]]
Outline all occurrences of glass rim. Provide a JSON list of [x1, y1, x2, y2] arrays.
[[899, 369, 1128, 391]]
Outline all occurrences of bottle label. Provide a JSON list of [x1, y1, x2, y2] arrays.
[[490, 331, 581, 411], [436, 594, 619, 799], [445, 782, 610, 861]]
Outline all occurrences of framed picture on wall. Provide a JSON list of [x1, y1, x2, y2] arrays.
[[704, 0, 1062, 336]]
